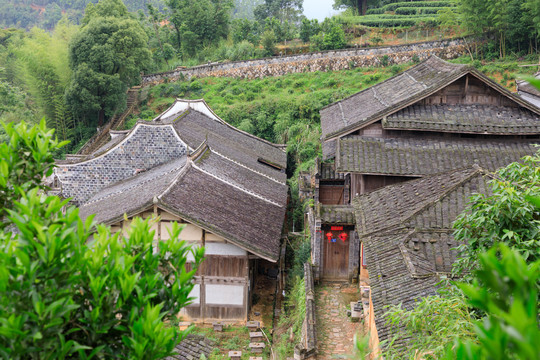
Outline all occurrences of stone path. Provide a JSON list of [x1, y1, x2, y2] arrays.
[[315, 283, 363, 359]]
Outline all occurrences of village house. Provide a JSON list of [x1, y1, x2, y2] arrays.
[[352, 166, 491, 353], [52, 99, 288, 323], [308, 55, 540, 282]]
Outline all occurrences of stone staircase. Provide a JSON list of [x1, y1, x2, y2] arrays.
[[77, 87, 140, 155]]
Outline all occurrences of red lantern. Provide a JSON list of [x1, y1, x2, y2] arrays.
[[339, 232, 348, 242], [326, 232, 333, 242]]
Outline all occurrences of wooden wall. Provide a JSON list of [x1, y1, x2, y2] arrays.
[[111, 206, 253, 323], [351, 174, 415, 197], [422, 74, 517, 107]]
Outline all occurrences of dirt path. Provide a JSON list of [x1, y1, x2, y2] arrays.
[[315, 283, 363, 359]]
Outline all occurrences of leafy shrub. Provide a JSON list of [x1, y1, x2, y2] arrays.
[[395, 6, 452, 15], [0, 121, 204, 359], [261, 30, 276, 57]]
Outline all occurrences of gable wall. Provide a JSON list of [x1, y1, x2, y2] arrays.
[[421, 75, 517, 107]]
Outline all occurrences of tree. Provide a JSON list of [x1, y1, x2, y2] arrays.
[[165, 0, 233, 56], [333, 0, 378, 16], [0, 120, 204, 358], [299, 18, 320, 43], [261, 29, 277, 56], [254, 0, 303, 24], [452, 151, 540, 277], [66, 0, 151, 126]]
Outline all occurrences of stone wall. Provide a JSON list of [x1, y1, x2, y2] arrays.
[[142, 38, 472, 84], [55, 124, 187, 204], [294, 263, 317, 360]]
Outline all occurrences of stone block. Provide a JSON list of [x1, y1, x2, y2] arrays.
[[249, 331, 264, 342], [178, 321, 192, 331], [350, 302, 362, 323], [228, 350, 242, 360], [249, 342, 265, 354], [213, 321, 223, 332], [246, 320, 260, 331]]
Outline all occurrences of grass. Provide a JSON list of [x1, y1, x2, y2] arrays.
[[190, 325, 271, 359]]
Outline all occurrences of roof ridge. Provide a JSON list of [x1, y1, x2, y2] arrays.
[[158, 158, 193, 200], [186, 107, 286, 150], [354, 167, 485, 236], [211, 148, 286, 184], [190, 163, 282, 206], [399, 166, 485, 225], [324, 68, 470, 140]]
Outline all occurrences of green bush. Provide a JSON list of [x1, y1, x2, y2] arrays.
[[261, 30, 277, 57], [395, 6, 452, 15], [0, 121, 204, 359]]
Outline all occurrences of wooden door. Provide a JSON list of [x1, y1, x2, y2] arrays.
[[322, 228, 349, 280]]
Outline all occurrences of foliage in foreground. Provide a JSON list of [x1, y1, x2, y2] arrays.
[[447, 244, 540, 359], [0, 121, 204, 359], [453, 151, 540, 277], [274, 275, 306, 357], [383, 287, 476, 359]]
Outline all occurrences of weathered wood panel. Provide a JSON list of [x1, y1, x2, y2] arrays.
[[319, 184, 345, 205], [422, 74, 518, 107], [205, 306, 245, 320], [204, 256, 248, 278]]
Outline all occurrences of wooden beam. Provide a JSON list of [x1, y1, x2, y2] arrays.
[[463, 74, 469, 99]]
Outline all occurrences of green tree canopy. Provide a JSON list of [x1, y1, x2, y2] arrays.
[[65, 0, 151, 126], [254, 0, 303, 23], [165, 0, 233, 57]]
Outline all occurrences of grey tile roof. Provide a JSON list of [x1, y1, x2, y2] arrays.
[[173, 110, 287, 182], [353, 167, 489, 236], [320, 56, 540, 159], [79, 146, 287, 262], [352, 168, 492, 352], [165, 335, 215, 360], [90, 130, 129, 156], [319, 205, 355, 225], [337, 136, 538, 175], [383, 104, 540, 134]]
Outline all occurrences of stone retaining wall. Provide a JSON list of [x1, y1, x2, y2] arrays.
[[142, 38, 473, 84], [294, 263, 317, 360]]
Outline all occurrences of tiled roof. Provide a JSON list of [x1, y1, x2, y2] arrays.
[[173, 110, 287, 182], [337, 136, 538, 175], [383, 104, 540, 134], [319, 205, 355, 225], [320, 56, 540, 151], [352, 168, 492, 352], [320, 56, 469, 140], [165, 335, 215, 360], [79, 145, 287, 262]]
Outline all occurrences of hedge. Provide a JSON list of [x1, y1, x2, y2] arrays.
[[353, 17, 440, 28], [394, 6, 454, 15], [366, 1, 456, 14]]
